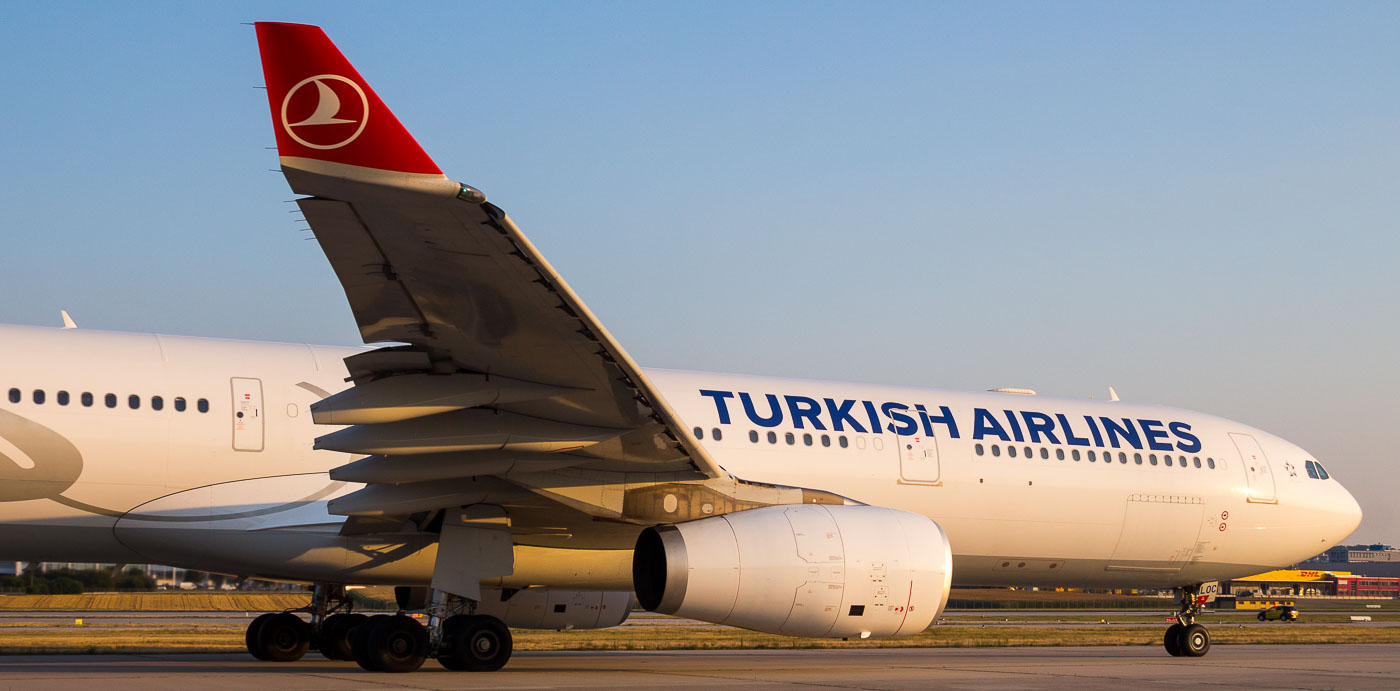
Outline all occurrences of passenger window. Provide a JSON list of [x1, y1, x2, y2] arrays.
[[105, 393, 117, 408], [975, 443, 984, 456], [1165, 456, 1173, 467], [1057, 448, 1066, 460], [839, 436, 849, 448], [81, 392, 93, 407], [1024, 446, 1032, 458], [1135, 453, 1143, 465], [1008, 446, 1017, 458], [32, 390, 45, 405], [749, 430, 759, 443], [1088, 450, 1096, 461], [1305, 460, 1319, 479], [1193, 457, 1201, 468], [992, 445, 1001, 457], [1150, 454, 1158, 466], [1072, 449, 1081, 461], [128, 395, 140, 410], [803, 433, 813, 446], [1207, 458, 1216, 470], [6, 388, 17, 404], [821, 434, 830, 447], [785, 432, 795, 445], [712, 428, 722, 441], [175, 397, 187, 412], [1147, 454, 1155, 465], [693, 426, 704, 440], [767, 431, 777, 444], [1039, 448, 1048, 459], [1118, 452, 1127, 464], [57, 391, 69, 406], [152, 396, 164, 411], [197, 398, 209, 413]]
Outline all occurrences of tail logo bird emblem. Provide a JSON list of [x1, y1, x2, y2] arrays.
[[280, 74, 369, 150]]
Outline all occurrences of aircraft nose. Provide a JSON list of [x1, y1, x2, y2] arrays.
[[1334, 481, 1363, 540]]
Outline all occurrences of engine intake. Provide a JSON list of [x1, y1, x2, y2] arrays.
[[633, 504, 952, 638]]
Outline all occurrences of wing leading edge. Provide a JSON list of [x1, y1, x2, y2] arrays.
[[253, 23, 724, 509]]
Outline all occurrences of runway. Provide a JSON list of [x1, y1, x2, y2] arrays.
[[0, 645, 1396, 689]]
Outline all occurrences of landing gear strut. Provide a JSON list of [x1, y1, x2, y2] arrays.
[[244, 585, 514, 672], [1163, 584, 1211, 658], [244, 583, 355, 662]]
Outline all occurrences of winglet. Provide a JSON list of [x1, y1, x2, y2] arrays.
[[255, 22, 441, 176], [60, 310, 76, 329]]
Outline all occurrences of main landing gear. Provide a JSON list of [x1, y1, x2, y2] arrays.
[[245, 583, 356, 662], [1163, 584, 1211, 658], [243, 584, 513, 673]]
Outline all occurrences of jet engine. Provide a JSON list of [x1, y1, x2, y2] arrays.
[[633, 504, 952, 638]]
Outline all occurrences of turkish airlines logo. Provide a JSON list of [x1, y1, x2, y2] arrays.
[[280, 74, 369, 150]]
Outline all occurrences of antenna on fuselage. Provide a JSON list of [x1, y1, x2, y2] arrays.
[[1108, 386, 1120, 402], [60, 310, 77, 329]]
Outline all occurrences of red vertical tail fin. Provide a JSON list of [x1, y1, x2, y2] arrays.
[[255, 22, 441, 176]]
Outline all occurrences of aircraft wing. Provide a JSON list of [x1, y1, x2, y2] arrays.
[[254, 23, 724, 513]]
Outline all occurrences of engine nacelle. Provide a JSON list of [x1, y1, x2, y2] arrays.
[[474, 587, 631, 630], [633, 504, 952, 638]]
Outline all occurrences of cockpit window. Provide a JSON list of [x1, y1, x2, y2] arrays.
[[1305, 460, 1320, 479], [1315, 462, 1330, 480]]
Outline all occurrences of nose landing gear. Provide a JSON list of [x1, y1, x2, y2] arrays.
[[1163, 584, 1211, 658]]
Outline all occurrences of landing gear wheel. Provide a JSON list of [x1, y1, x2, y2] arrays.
[[437, 614, 512, 672], [1258, 612, 1266, 621], [350, 614, 391, 671], [320, 612, 366, 660], [257, 612, 310, 662], [245, 612, 277, 660], [1178, 623, 1210, 657], [1163, 623, 1184, 657], [365, 615, 428, 673]]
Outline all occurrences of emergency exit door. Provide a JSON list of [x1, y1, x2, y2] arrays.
[[1230, 432, 1276, 503], [899, 436, 941, 484], [231, 377, 264, 452]]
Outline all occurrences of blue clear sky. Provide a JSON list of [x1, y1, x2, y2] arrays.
[[1, 2, 1396, 543]]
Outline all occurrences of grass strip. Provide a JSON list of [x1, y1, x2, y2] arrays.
[[0, 624, 1394, 655]]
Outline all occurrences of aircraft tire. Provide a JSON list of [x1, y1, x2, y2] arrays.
[[320, 612, 366, 660], [437, 614, 511, 672], [257, 612, 310, 662], [1258, 612, 1266, 621], [1163, 623, 1184, 657], [1179, 623, 1210, 657], [350, 614, 391, 671], [245, 612, 277, 660], [365, 614, 427, 673]]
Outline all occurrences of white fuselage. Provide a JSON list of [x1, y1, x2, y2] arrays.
[[0, 324, 1362, 589]]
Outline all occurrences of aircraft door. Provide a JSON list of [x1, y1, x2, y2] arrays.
[[1229, 432, 1276, 503], [231, 377, 264, 452], [899, 435, 940, 485]]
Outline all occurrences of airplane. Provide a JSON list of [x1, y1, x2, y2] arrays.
[[0, 21, 1362, 673]]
